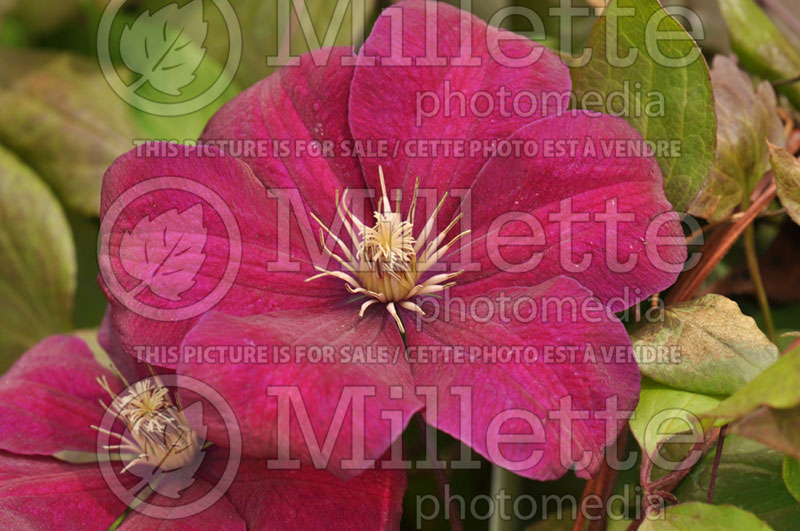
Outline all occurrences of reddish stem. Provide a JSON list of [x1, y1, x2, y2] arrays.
[[707, 425, 727, 504]]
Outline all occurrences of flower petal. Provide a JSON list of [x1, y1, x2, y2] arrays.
[[0, 335, 118, 456], [178, 306, 422, 478], [201, 46, 366, 220], [453, 112, 686, 310], [0, 452, 124, 529], [407, 276, 640, 480], [201, 457, 406, 531], [98, 307, 153, 383], [349, 0, 572, 223], [118, 477, 246, 531], [100, 143, 344, 368]]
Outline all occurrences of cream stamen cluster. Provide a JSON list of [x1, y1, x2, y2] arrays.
[[307, 167, 469, 332], [92, 375, 201, 474]]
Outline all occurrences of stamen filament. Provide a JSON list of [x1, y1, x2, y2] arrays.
[[307, 166, 466, 330]]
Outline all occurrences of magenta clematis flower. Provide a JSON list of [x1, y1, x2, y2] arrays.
[[99, 0, 686, 481], [0, 335, 405, 529]]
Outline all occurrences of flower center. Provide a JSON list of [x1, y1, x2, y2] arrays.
[[93, 376, 201, 473], [307, 166, 469, 332]]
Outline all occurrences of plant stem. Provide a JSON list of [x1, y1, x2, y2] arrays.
[[707, 426, 727, 504], [665, 182, 777, 305], [414, 415, 463, 531], [742, 223, 777, 343], [107, 507, 132, 531], [489, 466, 523, 531], [398, 314, 463, 531]]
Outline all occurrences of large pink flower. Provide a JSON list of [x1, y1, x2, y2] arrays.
[[99, 0, 685, 481], [0, 336, 405, 529]]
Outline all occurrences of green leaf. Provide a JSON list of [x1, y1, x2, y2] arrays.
[[0, 144, 75, 369], [120, 0, 207, 97], [571, 0, 716, 211], [629, 378, 723, 457], [5, 0, 82, 36], [728, 406, 800, 461], [768, 143, 800, 227], [66, 212, 106, 329], [695, 341, 800, 459], [638, 502, 772, 530], [631, 294, 778, 395], [718, 0, 800, 109], [784, 456, 800, 503], [194, 0, 377, 89], [0, 49, 140, 215], [703, 346, 800, 423], [689, 56, 785, 221], [675, 436, 800, 530], [71, 328, 111, 370]]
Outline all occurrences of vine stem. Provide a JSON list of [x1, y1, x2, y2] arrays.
[[666, 180, 777, 305], [579, 178, 778, 530], [573, 428, 628, 531], [488, 466, 523, 531], [413, 415, 463, 531], [742, 223, 778, 343], [707, 426, 727, 504], [397, 313, 463, 531]]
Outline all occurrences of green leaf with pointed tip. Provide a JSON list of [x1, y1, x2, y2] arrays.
[[729, 406, 800, 461], [0, 145, 75, 369], [571, 0, 716, 211], [675, 436, 800, 531], [638, 502, 772, 530], [629, 378, 723, 457], [718, 0, 800, 109], [768, 143, 800, 227], [689, 56, 785, 221], [784, 456, 800, 503], [702, 346, 800, 423], [0, 49, 140, 215], [631, 294, 778, 395]]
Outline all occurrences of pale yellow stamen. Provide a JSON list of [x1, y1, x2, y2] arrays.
[[307, 166, 469, 330], [92, 374, 201, 473]]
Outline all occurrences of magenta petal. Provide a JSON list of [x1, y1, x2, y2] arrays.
[[118, 477, 245, 531], [0, 336, 118, 456], [349, 0, 571, 223], [98, 308, 153, 383], [455, 112, 686, 310], [0, 452, 124, 529], [178, 306, 422, 478], [407, 277, 640, 480], [100, 143, 343, 367], [202, 458, 405, 530], [202, 47, 366, 219]]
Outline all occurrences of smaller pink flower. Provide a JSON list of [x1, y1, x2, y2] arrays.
[[0, 336, 405, 530]]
